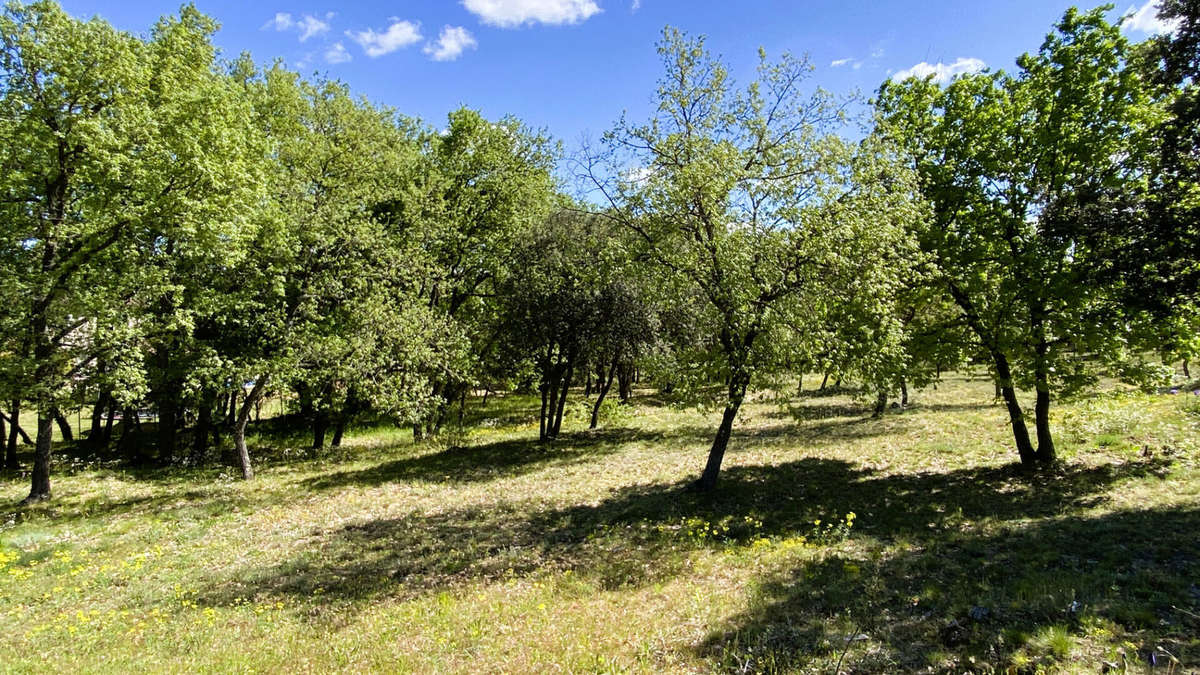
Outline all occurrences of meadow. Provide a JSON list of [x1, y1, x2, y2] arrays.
[[1, 375, 1198, 673]]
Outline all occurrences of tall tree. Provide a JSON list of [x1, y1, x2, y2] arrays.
[[876, 7, 1159, 468], [590, 29, 918, 490], [380, 108, 557, 437]]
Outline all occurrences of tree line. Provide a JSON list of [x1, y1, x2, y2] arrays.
[[0, 1, 1196, 502]]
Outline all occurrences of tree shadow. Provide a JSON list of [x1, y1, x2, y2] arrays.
[[299, 426, 714, 490], [5, 480, 288, 526], [697, 505, 1200, 672], [202, 453, 1180, 645], [764, 401, 870, 422]]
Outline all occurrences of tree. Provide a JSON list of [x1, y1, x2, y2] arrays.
[[876, 7, 1159, 468], [378, 107, 558, 438], [1127, 0, 1200, 310], [499, 208, 658, 440], [588, 29, 918, 490], [201, 65, 474, 478], [0, 2, 262, 500]]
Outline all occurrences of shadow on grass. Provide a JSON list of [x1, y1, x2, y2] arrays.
[[764, 402, 870, 422], [299, 426, 715, 490], [698, 505, 1200, 672], [4, 479, 291, 526], [202, 453, 1189, 671]]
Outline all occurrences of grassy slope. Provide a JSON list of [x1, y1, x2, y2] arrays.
[[1, 376, 1198, 673]]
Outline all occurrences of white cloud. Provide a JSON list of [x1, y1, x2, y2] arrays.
[[325, 41, 352, 64], [462, 0, 601, 27], [623, 165, 655, 186], [893, 57, 986, 84], [262, 12, 332, 42], [831, 58, 853, 67], [1123, 0, 1180, 35], [263, 12, 294, 31], [424, 26, 478, 61], [296, 14, 331, 42], [347, 20, 423, 58], [631, 0, 641, 10]]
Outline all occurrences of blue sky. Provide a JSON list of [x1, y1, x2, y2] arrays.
[[58, 0, 1173, 148]]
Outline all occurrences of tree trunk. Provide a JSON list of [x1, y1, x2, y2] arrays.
[[819, 372, 829, 391], [1034, 387, 1055, 464], [26, 409, 55, 502], [590, 360, 618, 429], [796, 374, 803, 396], [118, 407, 144, 464], [900, 378, 909, 407], [872, 389, 888, 418], [539, 350, 563, 442], [233, 379, 268, 481], [6, 401, 22, 470], [993, 352, 1037, 467], [538, 380, 550, 442], [88, 391, 110, 447], [102, 405, 116, 446], [331, 419, 345, 447], [552, 358, 574, 437], [53, 409, 73, 443], [1031, 309, 1056, 465], [312, 411, 329, 451], [617, 362, 633, 403], [1183, 359, 1191, 379], [696, 368, 751, 491]]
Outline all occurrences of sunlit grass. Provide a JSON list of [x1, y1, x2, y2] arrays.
[[1, 376, 1198, 672]]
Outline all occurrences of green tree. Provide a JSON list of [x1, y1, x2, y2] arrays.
[[206, 65, 456, 478], [876, 7, 1159, 468], [379, 107, 557, 438], [499, 208, 658, 440], [590, 29, 918, 490], [0, 2, 263, 500]]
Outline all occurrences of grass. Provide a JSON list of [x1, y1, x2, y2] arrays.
[[1, 375, 1198, 673]]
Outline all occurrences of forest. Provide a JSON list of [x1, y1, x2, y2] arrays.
[[0, 0, 1198, 672]]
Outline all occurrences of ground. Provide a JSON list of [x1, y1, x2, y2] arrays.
[[1, 375, 1198, 673]]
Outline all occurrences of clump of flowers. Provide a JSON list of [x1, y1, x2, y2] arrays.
[[808, 511, 856, 544], [669, 514, 766, 544]]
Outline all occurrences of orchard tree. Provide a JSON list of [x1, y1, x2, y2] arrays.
[[379, 107, 557, 437], [1129, 0, 1200, 309], [589, 29, 919, 490], [876, 7, 1159, 468], [132, 7, 266, 464], [210, 65, 456, 478], [500, 208, 658, 440], [0, 2, 263, 500]]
